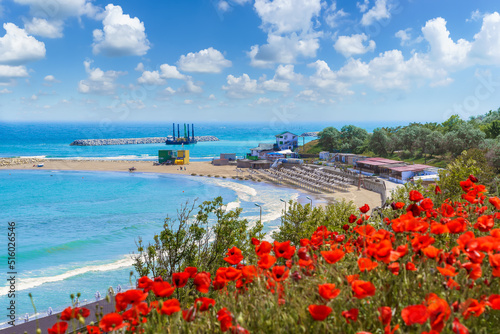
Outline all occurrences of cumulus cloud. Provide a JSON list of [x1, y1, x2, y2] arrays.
[[324, 2, 349, 28], [249, 33, 320, 67], [250, 0, 322, 67], [0, 65, 29, 77], [13, 0, 98, 19], [261, 64, 300, 92], [469, 12, 500, 65], [44, 74, 59, 82], [334, 34, 376, 57], [421, 17, 471, 67], [78, 60, 125, 94], [356, 0, 370, 13], [361, 0, 390, 26], [137, 70, 165, 85], [160, 64, 186, 79], [0, 88, 12, 94], [24, 18, 63, 38], [178, 79, 203, 94], [92, 4, 150, 57], [177, 47, 231, 73], [0, 23, 45, 65], [222, 73, 263, 98]]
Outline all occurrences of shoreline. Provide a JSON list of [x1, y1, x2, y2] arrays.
[[1, 159, 382, 209]]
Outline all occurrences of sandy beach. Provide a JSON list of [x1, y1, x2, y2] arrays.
[[1, 159, 383, 210]]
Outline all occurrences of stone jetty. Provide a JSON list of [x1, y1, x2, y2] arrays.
[[70, 136, 219, 146], [300, 131, 320, 137]]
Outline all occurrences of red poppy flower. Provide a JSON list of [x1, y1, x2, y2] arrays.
[[359, 204, 370, 213], [348, 214, 357, 223], [422, 245, 442, 259], [435, 185, 441, 194], [378, 306, 392, 325], [460, 179, 474, 192], [115, 289, 149, 312], [60, 307, 90, 320], [308, 304, 332, 321], [388, 262, 400, 275], [321, 249, 345, 264], [469, 174, 478, 183], [48, 322, 68, 334], [258, 254, 276, 269], [241, 265, 258, 283], [462, 262, 482, 280], [409, 190, 424, 202], [446, 218, 467, 234], [182, 306, 197, 322], [436, 264, 458, 277], [255, 241, 273, 257], [86, 325, 101, 334], [251, 237, 260, 245], [195, 297, 216, 312], [401, 304, 428, 325], [358, 257, 378, 272], [152, 281, 175, 298], [99, 313, 126, 332], [452, 317, 469, 334], [488, 294, 500, 310], [224, 246, 244, 265], [274, 240, 296, 259], [217, 308, 233, 331], [318, 283, 340, 300], [351, 280, 376, 299], [184, 266, 198, 278], [461, 299, 486, 319], [193, 272, 211, 293], [489, 196, 500, 210], [426, 293, 450, 332], [160, 298, 181, 315], [341, 308, 359, 323], [137, 276, 153, 292], [474, 215, 495, 232], [272, 266, 289, 282], [393, 202, 405, 210], [172, 272, 190, 288], [406, 262, 417, 271]]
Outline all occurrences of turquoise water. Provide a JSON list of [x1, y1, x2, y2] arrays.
[[0, 169, 301, 324]]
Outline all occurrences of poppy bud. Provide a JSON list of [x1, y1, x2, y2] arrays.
[[342, 224, 349, 231], [291, 271, 302, 282], [469, 174, 478, 183]]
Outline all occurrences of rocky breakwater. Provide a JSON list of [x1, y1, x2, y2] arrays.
[[1, 157, 45, 166], [300, 132, 320, 137], [70, 136, 219, 146]]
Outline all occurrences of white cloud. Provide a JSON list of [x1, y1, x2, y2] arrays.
[[218, 1, 230, 12], [296, 89, 320, 101], [138, 70, 165, 85], [324, 2, 349, 28], [78, 60, 125, 94], [222, 73, 262, 98], [184, 99, 193, 104], [254, 0, 322, 34], [13, 0, 98, 19], [429, 77, 453, 87], [250, 0, 322, 67], [178, 78, 203, 94], [249, 33, 320, 67], [307, 60, 353, 95], [357, 0, 369, 13], [208, 94, 216, 100], [421, 17, 471, 67], [0, 65, 29, 77], [44, 74, 59, 82], [30, 94, 37, 100], [135, 62, 144, 72], [92, 4, 150, 57], [0, 88, 12, 93], [395, 29, 411, 46], [261, 64, 300, 92], [361, 0, 390, 26], [164, 87, 176, 95], [0, 23, 45, 65], [467, 10, 483, 22], [334, 33, 376, 57], [24, 18, 63, 38], [159, 64, 186, 79], [177, 47, 231, 73], [470, 12, 500, 65]]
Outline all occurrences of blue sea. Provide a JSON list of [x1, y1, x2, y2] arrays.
[[0, 121, 405, 326]]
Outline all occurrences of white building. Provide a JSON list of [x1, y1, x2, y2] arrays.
[[275, 131, 298, 151]]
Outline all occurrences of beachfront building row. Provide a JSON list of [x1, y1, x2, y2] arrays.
[[248, 131, 300, 160]]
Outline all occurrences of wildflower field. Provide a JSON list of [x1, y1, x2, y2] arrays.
[[48, 176, 500, 334]]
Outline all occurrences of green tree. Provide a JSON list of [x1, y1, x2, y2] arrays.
[[318, 126, 341, 151], [438, 149, 495, 200], [339, 125, 368, 153], [441, 114, 465, 133], [271, 199, 357, 246], [483, 120, 500, 139], [443, 123, 486, 156], [133, 197, 264, 280], [369, 128, 389, 156]]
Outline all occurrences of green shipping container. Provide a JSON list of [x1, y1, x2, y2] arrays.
[[158, 150, 173, 163]]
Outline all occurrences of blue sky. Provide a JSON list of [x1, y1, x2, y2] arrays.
[[1, 0, 500, 123]]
